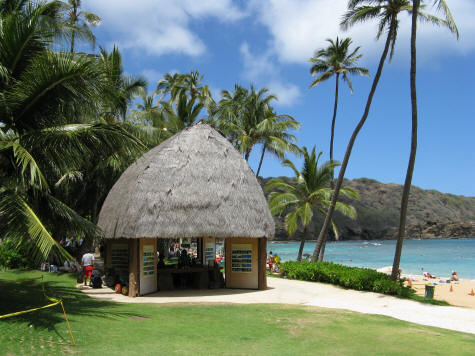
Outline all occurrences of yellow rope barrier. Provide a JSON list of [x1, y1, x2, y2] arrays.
[[0, 275, 76, 345]]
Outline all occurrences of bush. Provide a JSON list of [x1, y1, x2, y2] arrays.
[[280, 261, 413, 297], [0, 239, 34, 269]]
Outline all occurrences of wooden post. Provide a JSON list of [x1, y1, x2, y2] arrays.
[[224, 238, 230, 288], [128, 239, 139, 297], [105, 240, 112, 269], [258, 237, 267, 290]]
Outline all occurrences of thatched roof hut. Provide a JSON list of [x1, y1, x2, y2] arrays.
[[98, 122, 274, 240]]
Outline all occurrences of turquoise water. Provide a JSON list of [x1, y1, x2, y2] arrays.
[[268, 238, 475, 280]]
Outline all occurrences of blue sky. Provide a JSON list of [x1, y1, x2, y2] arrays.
[[83, 0, 475, 196]]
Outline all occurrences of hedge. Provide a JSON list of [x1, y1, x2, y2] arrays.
[[280, 261, 413, 297]]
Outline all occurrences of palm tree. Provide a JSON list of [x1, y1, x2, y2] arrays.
[[97, 46, 147, 123], [0, 0, 145, 263], [60, 0, 101, 53], [161, 91, 204, 134], [157, 70, 212, 106], [266, 147, 358, 261], [156, 73, 186, 103], [214, 85, 277, 161], [391, 0, 458, 280], [254, 111, 300, 177], [309, 37, 369, 181], [312, 0, 411, 261]]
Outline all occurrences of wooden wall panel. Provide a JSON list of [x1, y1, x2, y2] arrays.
[[225, 237, 259, 289]]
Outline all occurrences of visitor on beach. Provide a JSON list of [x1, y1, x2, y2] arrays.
[[268, 251, 274, 272], [451, 271, 459, 281], [81, 251, 95, 286], [273, 254, 281, 273]]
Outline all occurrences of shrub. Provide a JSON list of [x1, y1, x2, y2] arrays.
[[280, 261, 413, 297], [0, 239, 35, 269]]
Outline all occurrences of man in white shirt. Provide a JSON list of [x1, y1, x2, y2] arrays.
[[81, 252, 95, 286]]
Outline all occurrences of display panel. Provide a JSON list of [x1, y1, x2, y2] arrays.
[[231, 244, 252, 273], [143, 245, 155, 276]]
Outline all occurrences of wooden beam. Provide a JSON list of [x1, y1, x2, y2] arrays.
[[105, 240, 112, 269], [258, 237, 267, 290], [128, 239, 139, 297]]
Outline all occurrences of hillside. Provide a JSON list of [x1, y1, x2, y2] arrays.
[[260, 177, 475, 241]]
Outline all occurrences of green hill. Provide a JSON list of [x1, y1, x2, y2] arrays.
[[260, 177, 475, 241]]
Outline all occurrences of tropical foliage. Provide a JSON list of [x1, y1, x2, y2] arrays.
[[59, 0, 101, 53], [309, 37, 369, 172], [391, 0, 459, 280], [0, 0, 145, 263], [211, 85, 300, 174], [312, 0, 423, 262], [0, 0, 462, 274], [266, 146, 358, 261]]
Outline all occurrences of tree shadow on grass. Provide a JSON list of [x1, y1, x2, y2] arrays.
[[0, 270, 144, 337]]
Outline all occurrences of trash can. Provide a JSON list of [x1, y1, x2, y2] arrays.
[[425, 284, 435, 299]]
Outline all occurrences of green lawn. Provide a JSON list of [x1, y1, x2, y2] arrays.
[[1, 270, 474, 355]]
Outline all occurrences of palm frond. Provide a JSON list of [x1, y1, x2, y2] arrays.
[[265, 179, 297, 193], [0, 188, 73, 264]]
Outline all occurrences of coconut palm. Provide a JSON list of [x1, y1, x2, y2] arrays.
[[309, 37, 369, 179], [156, 73, 186, 103], [97, 46, 147, 123], [60, 0, 100, 53], [214, 85, 277, 161], [266, 146, 358, 262], [312, 0, 410, 261], [0, 0, 144, 263], [157, 70, 212, 106], [391, 0, 458, 280], [254, 111, 301, 177], [160, 91, 204, 134]]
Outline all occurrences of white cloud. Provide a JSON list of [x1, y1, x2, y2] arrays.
[[240, 42, 276, 82], [239, 42, 301, 106], [141, 69, 162, 89], [267, 81, 301, 107], [249, 0, 475, 65], [83, 0, 246, 57]]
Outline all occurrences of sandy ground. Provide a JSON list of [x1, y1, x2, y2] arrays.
[[407, 276, 475, 309], [78, 277, 475, 335]]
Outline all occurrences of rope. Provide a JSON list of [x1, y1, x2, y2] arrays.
[[0, 275, 76, 345]]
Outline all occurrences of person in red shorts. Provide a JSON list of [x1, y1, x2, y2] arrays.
[[81, 251, 95, 286]]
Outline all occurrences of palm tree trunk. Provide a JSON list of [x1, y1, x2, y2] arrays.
[[70, 3, 78, 53], [244, 149, 251, 161], [312, 19, 396, 262], [70, 31, 75, 53], [391, 0, 419, 280], [330, 74, 340, 189], [297, 227, 307, 262], [256, 145, 266, 177]]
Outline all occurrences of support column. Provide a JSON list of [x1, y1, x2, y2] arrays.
[[105, 240, 112, 269], [128, 239, 139, 297], [258, 237, 267, 290]]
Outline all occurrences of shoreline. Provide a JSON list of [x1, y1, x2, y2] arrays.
[[270, 237, 475, 243]]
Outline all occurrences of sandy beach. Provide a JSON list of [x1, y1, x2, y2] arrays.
[[406, 275, 475, 309]]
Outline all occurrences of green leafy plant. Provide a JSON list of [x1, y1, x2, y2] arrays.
[[280, 260, 413, 297]]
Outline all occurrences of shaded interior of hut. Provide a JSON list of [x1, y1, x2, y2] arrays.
[[104, 237, 227, 293], [155, 237, 226, 291]]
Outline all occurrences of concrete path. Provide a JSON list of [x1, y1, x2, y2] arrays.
[[78, 277, 475, 335]]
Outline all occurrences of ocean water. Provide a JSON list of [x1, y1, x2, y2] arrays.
[[268, 238, 475, 280]]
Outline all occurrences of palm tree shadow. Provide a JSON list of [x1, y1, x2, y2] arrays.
[[0, 272, 143, 334]]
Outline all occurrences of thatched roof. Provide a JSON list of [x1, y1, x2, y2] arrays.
[[98, 122, 274, 239]]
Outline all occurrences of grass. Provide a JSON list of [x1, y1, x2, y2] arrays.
[[1, 270, 474, 355]]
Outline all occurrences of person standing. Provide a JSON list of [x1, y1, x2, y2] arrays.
[[81, 251, 95, 286]]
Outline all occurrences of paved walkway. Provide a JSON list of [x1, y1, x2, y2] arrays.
[[78, 277, 475, 335]]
